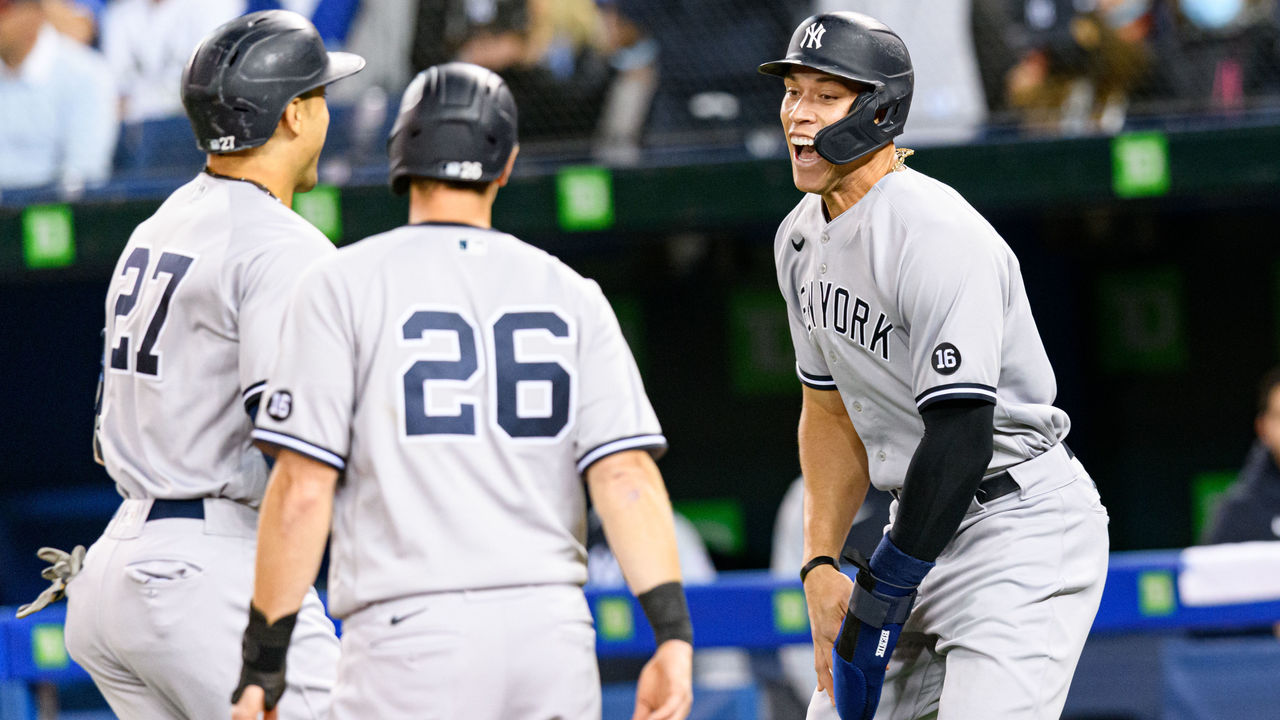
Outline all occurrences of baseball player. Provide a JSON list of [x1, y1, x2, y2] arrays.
[[52, 11, 362, 719], [760, 12, 1110, 719], [230, 62, 693, 720]]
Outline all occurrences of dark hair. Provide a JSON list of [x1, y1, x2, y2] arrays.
[[1257, 366, 1280, 416]]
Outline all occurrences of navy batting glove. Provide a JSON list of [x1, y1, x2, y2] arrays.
[[831, 537, 933, 720]]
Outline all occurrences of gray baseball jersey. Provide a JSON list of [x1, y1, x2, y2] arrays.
[[778, 164, 1108, 720], [70, 172, 342, 720], [97, 172, 336, 503], [252, 222, 666, 619], [775, 166, 1070, 492]]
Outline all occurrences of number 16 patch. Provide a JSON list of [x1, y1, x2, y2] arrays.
[[931, 343, 961, 375], [266, 390, 293, 421]]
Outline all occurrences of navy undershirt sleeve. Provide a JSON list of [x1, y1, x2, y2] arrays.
[[888, 400, 995, 562]]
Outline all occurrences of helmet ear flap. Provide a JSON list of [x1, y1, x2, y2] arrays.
[[877, 99, 908, 134], [813, 90, 892, 165]]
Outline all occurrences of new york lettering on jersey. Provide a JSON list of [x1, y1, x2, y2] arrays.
[[798, 279, 895, 361]]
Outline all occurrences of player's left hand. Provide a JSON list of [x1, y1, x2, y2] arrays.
[[632, 638, 693, 720], [230, 684, 275, 720], [802, 563, 854, 703], [16, 545, 86, 619]]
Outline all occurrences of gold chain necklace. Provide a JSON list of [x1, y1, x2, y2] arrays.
[[892, 147, 914, 172]]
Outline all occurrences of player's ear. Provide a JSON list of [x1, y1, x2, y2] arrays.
[[496, 145, 519, 188], [280, 97, 305, 139]]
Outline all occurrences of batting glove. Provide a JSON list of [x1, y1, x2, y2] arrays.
[[831, 537, 933, 720], [16, 545, 87, 619]]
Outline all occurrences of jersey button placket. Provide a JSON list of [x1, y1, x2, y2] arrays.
[[877, 451, 887, 462]]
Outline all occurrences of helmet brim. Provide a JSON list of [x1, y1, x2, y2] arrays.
[[757, 58, 876, 91], [318, 51, 366, 87]]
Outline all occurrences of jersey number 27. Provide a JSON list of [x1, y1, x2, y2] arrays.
[[107, 247, 194, 377]]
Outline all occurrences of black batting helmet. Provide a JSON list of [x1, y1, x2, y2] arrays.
[[388, 62, 518, 195], [181, 10, 364, 154], [759, 12, 913, 165]]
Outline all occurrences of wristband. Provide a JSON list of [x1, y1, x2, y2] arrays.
[[637, 581, 693, 646], [231, 604, 297, 710], [800, 555, 839, 584]]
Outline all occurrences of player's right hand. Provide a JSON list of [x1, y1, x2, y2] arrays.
[[632, 638, 693, 720], [230, 684, 276, 720], [15, 545, 86, 619], [802, 564, 854, 704]]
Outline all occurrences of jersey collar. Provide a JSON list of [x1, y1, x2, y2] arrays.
[[410, 221, 495, 231], [809, 192, 864, 240], [202, 168, 280, 203]]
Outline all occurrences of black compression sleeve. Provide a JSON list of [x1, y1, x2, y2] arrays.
[[888, 399, 995, 562]]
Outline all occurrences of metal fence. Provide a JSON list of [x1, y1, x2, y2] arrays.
[[331, 0, 1280, 167], [460, 0, 1280, 159], [18, 0, 1280, 195]]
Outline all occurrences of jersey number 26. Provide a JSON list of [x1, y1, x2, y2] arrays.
[[401, 310, 572, 439]]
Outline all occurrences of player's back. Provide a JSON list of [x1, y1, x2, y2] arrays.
[[267, 222, 663, 615], [98, 172, 334, 503]]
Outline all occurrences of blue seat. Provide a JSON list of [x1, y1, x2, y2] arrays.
[[112, 117, 206, 174], [1161, 636, 1280, 720]]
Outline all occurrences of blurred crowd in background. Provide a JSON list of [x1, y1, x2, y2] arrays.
[[4, 0, 1280, 193]]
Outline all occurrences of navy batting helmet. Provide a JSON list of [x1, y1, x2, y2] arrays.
[[759, 12, 913, 165], [181, 10, 364, 154], [388, 63, 518, 195]]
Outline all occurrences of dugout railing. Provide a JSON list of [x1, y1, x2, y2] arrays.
[[2, 547, 1280, 720]]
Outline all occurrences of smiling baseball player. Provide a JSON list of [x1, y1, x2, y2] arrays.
[[230, 62, 693, 720], [760, 12, 1110, 720], [56, 11, 362, 719]]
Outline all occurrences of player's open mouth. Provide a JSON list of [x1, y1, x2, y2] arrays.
[[791, 135, 820, 166]]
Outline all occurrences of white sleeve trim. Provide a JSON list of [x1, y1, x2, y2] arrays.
[[576, 434, 668, 474], [915, 383, 998, 410], [242, 381, 267, 411], [796, 363, 837, 389], [251, 428, 346, 471]]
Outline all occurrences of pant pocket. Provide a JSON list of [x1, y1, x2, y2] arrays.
[[123, 559, 205, 636], [124, 559, 204, 585]]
